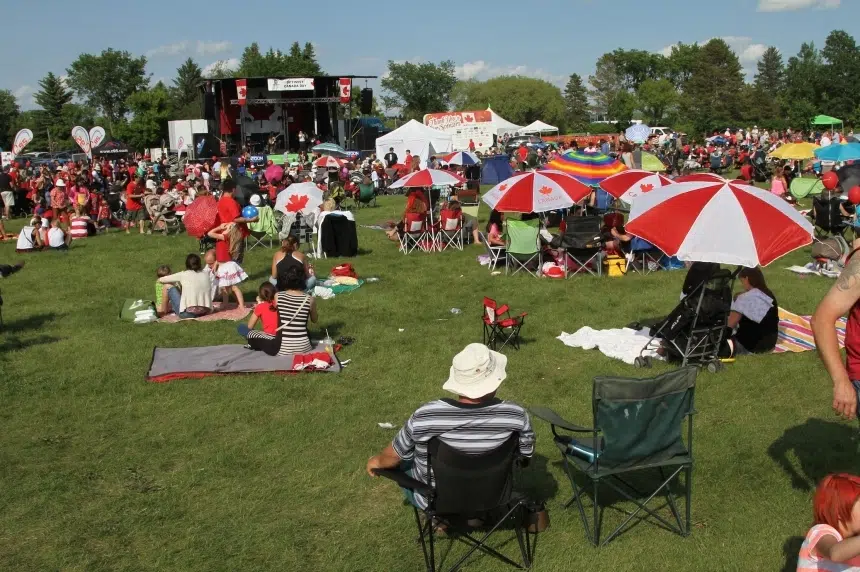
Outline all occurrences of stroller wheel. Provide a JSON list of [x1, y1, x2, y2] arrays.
[[643, 356, 653, 368], [634, 357, 644, 369], [707, 360, 723, 374]]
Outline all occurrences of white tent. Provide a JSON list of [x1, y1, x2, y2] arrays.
[[375, 120, 453, 168], [487, 107, 522, 136], [519, 120, 559, 135]]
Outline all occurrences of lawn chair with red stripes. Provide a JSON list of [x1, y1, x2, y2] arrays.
[[482, 297, 527, 351]]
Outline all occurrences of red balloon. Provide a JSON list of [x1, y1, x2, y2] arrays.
[[823, 171, 839, 190], [849, 186, 860, 205]]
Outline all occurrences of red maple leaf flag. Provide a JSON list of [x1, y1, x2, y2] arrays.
[[286, 194, 310, 213], [538, 186, 553, 195], [498, 184, 508, 191], [640, 183, 654, 193]]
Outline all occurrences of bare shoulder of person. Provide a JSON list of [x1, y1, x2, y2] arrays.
[[836, 256, 860, 292]]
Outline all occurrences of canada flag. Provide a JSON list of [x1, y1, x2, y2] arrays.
[[463, 113, 474, 123], [236, 79, 247, 106], [339, 78, 351, 104]]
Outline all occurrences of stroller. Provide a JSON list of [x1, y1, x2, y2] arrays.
[[635, 268, 734, 373], [144, 193, 182, 235], [752, 150, 771, 182]]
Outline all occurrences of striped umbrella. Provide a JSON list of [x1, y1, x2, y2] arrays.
[[545, 151, 627, 186], [599, 170, 674, 204], [314, 156, 344, 169], [312, 142, 348, 157], [482, 171, 592, 213], [388, 169, 465, 189], [674, 173, 726, 184], [441, 151, 480, 166], [625, 124, 651, 143]]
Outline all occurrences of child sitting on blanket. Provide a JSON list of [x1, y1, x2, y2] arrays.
[[207, 223, 248, 311], [238, 282, 278, 338], [155, 265, 177, 316]]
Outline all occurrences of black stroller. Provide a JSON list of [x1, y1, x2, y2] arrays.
[[752, 150, 771, 182], [634, 267, 734, 373]]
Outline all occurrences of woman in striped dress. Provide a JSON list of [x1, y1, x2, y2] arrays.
[[246, 266, 317, 356]]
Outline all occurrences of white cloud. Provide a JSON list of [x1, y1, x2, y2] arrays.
[[454, 60, 566, 86], [658, 36, 769, 65], [146, 41, 190, 58], [202, 58, 239, 76], [196, 41, 231, 56], [13, 85, 33, 103], [758, 0, 839, 12]]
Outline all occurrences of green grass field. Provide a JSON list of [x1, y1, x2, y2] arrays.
[[0, 192, 856, 571]]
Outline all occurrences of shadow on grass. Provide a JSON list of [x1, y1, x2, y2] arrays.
[[0, 312, 62, 334], [0, 335, 62, 352], [781, 535, 804, 572], [768, 418, 860, 492]]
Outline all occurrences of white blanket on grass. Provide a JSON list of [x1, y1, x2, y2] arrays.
[[557, 327, 662, 365]]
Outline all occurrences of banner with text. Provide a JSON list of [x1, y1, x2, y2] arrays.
[[88, 126, 106, 149], [267, 78, 314, 91], [71, 126, 92, 158], [12, 128, 34, 156]]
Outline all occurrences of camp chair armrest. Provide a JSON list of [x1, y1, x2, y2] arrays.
[[530, 406, 593, 433], [373, 469, 432, 494]]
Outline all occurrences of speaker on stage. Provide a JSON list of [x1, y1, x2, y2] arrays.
[[204, 92, 216, 120], [360, 88, 373, 115]]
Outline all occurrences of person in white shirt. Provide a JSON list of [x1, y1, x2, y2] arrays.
[[47, 218, 69, 249], [821, 134, 832, 147], [833, 131, 842, 144]]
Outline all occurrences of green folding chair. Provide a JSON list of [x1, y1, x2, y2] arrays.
[[532, 366, 697, 546], [505, 220, 542, 277], [355, 183, 377, 209]]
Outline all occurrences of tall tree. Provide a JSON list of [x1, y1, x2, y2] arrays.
[[116, 82, 172, 150], [664, 43, 701, 90], [820, 30, 860, 122], [680, 39, 745, 134], [588, 54, 625, 119], [636, 79, 678, 124], [301, 42, 317, 64], [754, 47, 785, 95], [607, 49, 666, 92], [563, 73, 590, 132], [171, 58, 203, 117], [0, 89, 21, 148], [751, 47, 786, 125], [453, 76, 567, 129], [33, 72, 73, 127], [66, 48, 149, 134], [235, 42, 322, 78], [380, 60, 457, 120], [784, 42, 823, 127]]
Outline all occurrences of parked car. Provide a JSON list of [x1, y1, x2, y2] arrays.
[[650, 127, 674, 138], [504, 135, 548, 154]]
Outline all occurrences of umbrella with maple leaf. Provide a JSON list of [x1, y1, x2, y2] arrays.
[[314, 156, 344, 169], [183, 195, 220, 238], [274, 182, 324, 216], [482, 171, 592, 213], [598, 170, 674, 204]]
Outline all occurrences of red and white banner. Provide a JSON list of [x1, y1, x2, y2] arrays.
[[88, 126, 106, 149], [424, 110, 492, 131], [339, 78, 351, 104], [12, 128, 33, 156], [236, 79, 247, 106], [71, 126, 91, 158]]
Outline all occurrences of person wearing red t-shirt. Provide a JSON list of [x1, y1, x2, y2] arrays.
[[516, 143, 529, 168], [739, 161, 754, 182], [125, 177, 146, 234], [216, 179, 256, 263]]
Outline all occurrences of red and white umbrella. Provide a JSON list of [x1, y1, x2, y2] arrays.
[[673, 172, 725, 184], [440, 151, 480, 166], [388, 168, 465, 189], [598, 169, 674, 204], [183, 195, 219, 238], [274, 182, 324, 216], [482, 170, 592, 213], [626, 180, 813, 267], [314, 156, 344, 169]]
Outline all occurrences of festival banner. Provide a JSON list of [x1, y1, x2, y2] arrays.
[[267, 78, 314, 91], [236, 79, 247, 106], [71, 126, 92, 158], [339, 78, 351, 104], [11, 128, 34, 156], [88, 126, 106, 149]]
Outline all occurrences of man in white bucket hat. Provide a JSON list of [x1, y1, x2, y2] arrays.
[[366, 343, 535, 509]]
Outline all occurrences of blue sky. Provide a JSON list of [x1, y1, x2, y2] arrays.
[[1, 0, 854, 112]]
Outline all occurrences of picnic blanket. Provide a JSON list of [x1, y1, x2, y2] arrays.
[[157, 302, 254, 323], [775, 308, 846, 353], [786, 265, 839, 278], [146, 343, 341, 382]]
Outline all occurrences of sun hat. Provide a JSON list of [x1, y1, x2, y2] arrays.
[[443, 343, 508, 399], [250, 194, 261, 206], [145, 179, 157, 191], [55, 178, 66, 187]]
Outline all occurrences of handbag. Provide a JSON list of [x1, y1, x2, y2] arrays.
[[331, 263, 357, 279], [274, 294, 310, 334]]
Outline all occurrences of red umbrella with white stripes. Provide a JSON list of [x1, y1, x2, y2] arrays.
[[673, 172, 725, 184], [482, 170, 592, 213], [598, 169, 674, 204], [388, 168, 465, 189], [314, 156, 344, 169], [626, 180, 813, 267], [440, 151, 480, 166]]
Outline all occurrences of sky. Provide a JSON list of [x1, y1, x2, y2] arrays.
[[1, 0, 855, 112]]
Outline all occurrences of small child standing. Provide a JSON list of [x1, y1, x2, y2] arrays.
[[155, 265, 175, 316], [238, 282, 278, 338], [206, 223, 247, 310], [797, 473, 860, 570]]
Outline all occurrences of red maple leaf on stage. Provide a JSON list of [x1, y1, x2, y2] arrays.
[[640, 183, 654, 193], [464, 114, 474, 123], [286, 194, 310, 212], [538, 186, 553, 195], [498, 184, 508, 191]]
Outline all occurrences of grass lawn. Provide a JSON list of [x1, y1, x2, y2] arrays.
[[0, 189, 856, 571]]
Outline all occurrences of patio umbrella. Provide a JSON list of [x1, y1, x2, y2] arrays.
[[233, 175, 257, 205], [641, 152, 666, 172], [599, 170, 674, 204], [274, 182, 324, 216], [441, 152, 480, 166], [626, 180, 813, 267], [264, 164, 284, 183], [769, 142, 820, 160], [314, 156, 344, 169], [482, 171, 592, 213], [545, 151, 627, 186], [388, 169, 465, 189], [312, 142, 348, 158], [837, 164, 860, 193], [625, 124, 651, 144], [709, 136, 728, 145], [814, 143, 860, 162], [673, 173, 726, 184], [183, 195, 219, 238]]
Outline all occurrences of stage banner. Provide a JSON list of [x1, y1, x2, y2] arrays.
[[88, 126, 106, 149], [71, 126, 92, 158], [339, 78, 351, 104], [12, 128, 33, 156], [267, 78, 314, 91], [236, 79, 247, 106]]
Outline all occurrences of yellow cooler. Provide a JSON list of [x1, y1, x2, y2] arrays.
[[605, 255, 626, 277]]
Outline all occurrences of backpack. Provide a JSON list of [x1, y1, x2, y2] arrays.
[[331, 263, 357, 279]]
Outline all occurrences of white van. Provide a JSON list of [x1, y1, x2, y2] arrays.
[[650, 127, 674, 137]]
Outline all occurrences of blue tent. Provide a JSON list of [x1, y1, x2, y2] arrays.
[[481, 155, 514, 185]]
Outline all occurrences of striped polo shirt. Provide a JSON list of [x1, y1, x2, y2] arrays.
[[393, 398, 535, 509]]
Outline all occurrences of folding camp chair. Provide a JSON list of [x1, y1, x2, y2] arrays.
[[625, 237, 663, 276], [245, 205, 278, 251], [505, 220, 541, 277], [479, 232, 505, 272], [355, 183, 377, 209], [400, 213, 431, 254], [437, 210, 464, 251], [532, 366, 697, 546], [811, 195, 848, 238], [373, 434, 535, 572], [557, 215, 603, 278], [458, 188, 480, 206], [482, 297, 526, 351]]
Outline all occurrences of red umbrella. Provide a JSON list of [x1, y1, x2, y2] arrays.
[[598, 170, 674, 203], [314, 156, 344, 169], [183, 195, 219, 238], [482, 171, 591, 213], [389, 169, 465, 189], [265, 164, 284, 182], [673, 173, 725, 184]]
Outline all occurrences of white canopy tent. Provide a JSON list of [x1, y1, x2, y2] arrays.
[[519, 120, 559, 135], [487, 107, 522, 136], [375, 120, 453, 168]]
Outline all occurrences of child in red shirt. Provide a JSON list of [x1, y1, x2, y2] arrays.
[[248, 282, 278, 335]]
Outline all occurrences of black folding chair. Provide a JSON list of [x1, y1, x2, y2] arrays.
[[374, 434, 535, 571], [555, 215, 603, 278], [811, 195, 848, 238], [532, 366, 697, 546]]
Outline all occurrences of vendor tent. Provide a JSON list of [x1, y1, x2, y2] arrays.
[[812, 115, 843, 128], [487, 107, 522, 136], [375, 120, 453, 169], [481, 155, 515, 185], [92, 139, 130, 156], [519, 120, 559, 135]]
